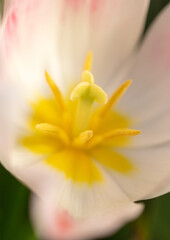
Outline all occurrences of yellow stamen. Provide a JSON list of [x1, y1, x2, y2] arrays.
[[73, 130, 93, 146], [102, 128, 141, 138], [45, 71, 65, 111], [87, 128, 141, 148], [99, 80, 132, 117], [20, 51, 139, 185], [83, 51, 93, 71], [36, 123, 69, 144]]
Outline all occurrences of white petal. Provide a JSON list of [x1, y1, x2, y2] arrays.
[[9, 148, 138, 208], [116, 4, 170, 147], [112, 142, 170, 201], [0, 47, 24, 168]]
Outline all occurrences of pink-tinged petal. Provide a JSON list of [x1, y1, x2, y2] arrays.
[[4, 0, 41, 50], [4, 146, 143, 240], [1, 0, 62, 96], [31, 194, 143, 240], [116, 4, 170, 147], [63, 0, 102, 13], [56, 0, 150, 87]]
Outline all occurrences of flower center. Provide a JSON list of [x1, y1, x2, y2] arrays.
[[20, 52, 140, 185]]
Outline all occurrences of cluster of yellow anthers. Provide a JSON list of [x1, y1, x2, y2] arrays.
[[21, 52, 141, 184]]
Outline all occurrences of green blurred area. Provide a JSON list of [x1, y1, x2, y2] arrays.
[[0, 0, 170, 239]]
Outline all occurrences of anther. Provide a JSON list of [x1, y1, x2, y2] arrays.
[[73, 130, 93, 146], [36, 123, 69, 144]]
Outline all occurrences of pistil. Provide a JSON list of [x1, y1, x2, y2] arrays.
[[70, 71, 107, 136]]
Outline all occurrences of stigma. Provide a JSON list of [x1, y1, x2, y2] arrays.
[[20, 52, 141, 184]]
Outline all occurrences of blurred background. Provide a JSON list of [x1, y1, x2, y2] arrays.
[[0, 0, 170, 239]]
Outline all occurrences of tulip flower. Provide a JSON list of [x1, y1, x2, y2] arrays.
[[1, 0, 170, 239]]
